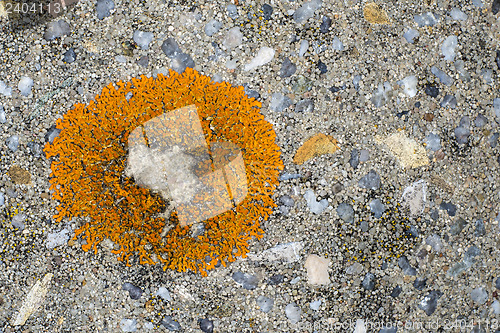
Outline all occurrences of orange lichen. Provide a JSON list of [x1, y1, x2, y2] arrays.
[[44, 68, 284, 276]]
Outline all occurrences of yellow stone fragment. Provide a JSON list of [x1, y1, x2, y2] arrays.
[[293, 133, 340, 165], [376, 131, 429, 169], [363, 2, 391, 24]]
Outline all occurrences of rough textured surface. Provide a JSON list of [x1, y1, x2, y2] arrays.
[[293, 133, 340, 164]]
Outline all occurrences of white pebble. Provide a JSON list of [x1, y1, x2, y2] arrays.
[[397, 75, 417, 97], [331, 36, 344, 51], [244, 47, 275, 71], [299, 40, 309, 57], [18, 76, 33, 96], [0, 80, 12, 97], [403, 28, 419, 44], [442, 35, 458, 61], [414, 12, 439, 27], [449, 8, 467, 21], [46, 228, 71, 249], [0, 105, 6, 123], [133, 30, 154, 50], [222, 27, 243, 50]]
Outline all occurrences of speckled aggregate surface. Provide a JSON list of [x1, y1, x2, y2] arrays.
[[0, 0, 499, 332]]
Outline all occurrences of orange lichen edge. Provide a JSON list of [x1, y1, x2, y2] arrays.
[[43, 68, 284, 276]]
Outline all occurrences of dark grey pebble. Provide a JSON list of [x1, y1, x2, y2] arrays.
[[63, 48, 76, 63], [337, 203, 354, 223], [413, 277, 427, 290], [450, 217, 467, 236], [440, 94, 457, 108], [232, 271, 258, 290], [161, 316, 181, 331], [424, 84, 439, 98], [495, 277, 500, 289], [268, 274, 284, 285], [317, 60, 327, 74], [349, 149, 359, 169], [459, 115, 470, 128], [320, 16, 332, 33], [358, 169, 381, 190], [137, 55, 149, 67], [96, 0, 114, 20], [161, 38, 182, 58], [390, 286, 402, 298], [362, 273, 375, 290], [27, 141, 42, 157], [398, 256, 417, 276], [295, 99, 314, 112], [493, 0, 500, 15], [262, 4, 273, 20], [198, 319, 213, 333], [279, 57, 297, 78], [122, 282, 143, 300], [474, 219, 486, 236], [496, 50, 500, 69], [439, 201, 457, 216], [418, 290, 442, 316]]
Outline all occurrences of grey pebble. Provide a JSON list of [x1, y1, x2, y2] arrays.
[[349, 149, 359, 169], [439, 201, 457, 216], [398, 256, 417, 276], [96, 0, 114, 20], [413, 277, 427, 291], [474, 114, 488, 127], [269, 93, 292, 112], [122, 282, 143, 300], [440, 94, 457, 108], [256, 295, 274, 313], [161, 316, 181, 331], [204, 19, 222, 37], [285, 303, 302, 324], [44, 20, 70, 40], [418, 290, 442, 316], [450, 217, 467, 236], [198, 318, 213, 333], [279, 57, 297, 78], [470, 287, 488, 305], [390, 286, 402, 298], [11, 213, 26, 230], [474, 219, 486, 236], [320, 16, 331, 33], [358, 170, 381, 190], [232, 271, 258, 290], [337, 203, 354, 223], [295, 99, 314, 112], [362, 273, 375, 290], [161, 38, 182, 58], [369, 199, 386, 218], [226, 4, 239, 19], [359, 149, 370, 162], [63, 48, 76, 63], [6, 135, 19, 152]]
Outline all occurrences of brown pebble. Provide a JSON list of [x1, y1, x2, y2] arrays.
[[41, 192, 50, 200], [423, 113, 434, 121], [434, 149, 445, 161]]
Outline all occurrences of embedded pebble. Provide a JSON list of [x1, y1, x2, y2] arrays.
[[425, 133, 441, 151], [371, 82, 392, 107], [337, 203, 354, 223], [426, 234, 443, 252], [18, 76, 34, 96], [470, 287, 488, 305], [304, 254, 330, 285], [398, 256, 417, 275], [120, 319, 137, 332], [418, 290, 442, 316], [414, 12, 439, 27], [358, 170, 381, 190], [171, 53, 195, 74], [156, 287, 172, 302], [474, 219, 485, 236], [391, 286, 402, 298], [244, 47, 275, 71], [11, 213, 26, 230], [439, 201, 457, 216], [424, 84, 439, 98], [447, 246, 481, 277], [431, 66, 453, 86], [268, 274, 284, 285], [304, 190, 328, 214], [440, 94, 457, 108], [413, 277, 427, 291], [359, 149, 369, 162], [256, 296, 274, 313], [494, 98, 500, 121], [285, 303, 302, 324], [198, 319, 213, 333], [481, 69, 493, 84], [204, 19, 222, 37], [232, 271, 258, 290], [96, 0, 114, 20], [442, 35, 458, 61], [44, 20, 70, 40], [0, 105, 6, 123], [63, 48, 76, 63], [0, 193, 4, 206], [46, 228, 70, 249], [293, 0, 322, 23], [454, 126, 470, 145], [490, 133, 499, 148], [122, 283, 143, 300], [350, 149, 360, 169], [161, 316, 181, 331], [455, 60, 471, 81], [279, 57, 297, 78], [397, 75, 417, 97], [262, 4, 273, 20], [320, 16, 331, 33], [133, 30, 154, 50], [317, 60, 327, 74], [331, 37, 344, 51], [309, 299, 321, 311], [6, 135, 19, 152], [403, 28, 419, 44], [362, 273, 375, 290], [226, 4, 238, 19], [295, 99, 314, 112], [161, 38, 182, 58], [299, 40, 309, 57], [369, 199, 385, 218], [449, 8, 468, 21], [269, 93, 292, 112]]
